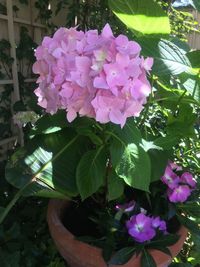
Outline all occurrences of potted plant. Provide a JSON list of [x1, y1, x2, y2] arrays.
[[1, 1, 200, 266]]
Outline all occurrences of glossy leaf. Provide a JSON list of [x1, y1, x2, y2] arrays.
[[178, 215, 200, 236], [149, 149, 172, 182], [187, 50, 200, 68], [138, 38, 193, 76], [76, 147, 107, 200], [5, 128, 87, 198], [111, 141, 151, 191], [109, 247, 135, 265], [141, 249, 156, 267], [181, 75, 200, 103], [166, 104, 197, 138], [29, 111, 67, 137], [109, 0, 170, 36], [147, 234, 179, 247], [107, 171, 124, 201]]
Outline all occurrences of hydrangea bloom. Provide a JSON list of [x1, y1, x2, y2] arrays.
[[33, 24, 153, 127], [126, 213, 166, 243], [161, 162, 196, 203]]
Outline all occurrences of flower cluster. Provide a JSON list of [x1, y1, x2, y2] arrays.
[[161, 161, 197, 203], [126, 213, 166, 243], [33, 24, 153, 127]]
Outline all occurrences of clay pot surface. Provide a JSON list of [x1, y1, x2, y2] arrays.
[[47, 199, 188, 267]]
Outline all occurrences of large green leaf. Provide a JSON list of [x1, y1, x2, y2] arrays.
[[107, 171, 124, 201], [111, 142, 151, 191], [149, 149, 172, 182], [5, 128, 88, 198], [76, 147, 107, 200], [109, 0, 170, 36], [138, 38, 193, 76], [29, 111, 67, 137], [109, 121, 151, 191]]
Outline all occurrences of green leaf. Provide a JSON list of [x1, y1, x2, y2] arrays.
[[111, 142, 151, 191], [141, 249, 156, 267], [187, 50, 200, 68], [166, 104, 197, 138], [181, 74, 200, 103], [154, 135, 180, 150], [138, 38, 193, 76], [140, 139, 162, 152], [5, 128, 86, 198], [148, 246, 172, 257], [76, 127, 103, 145], [107, 171, 124, 201], [108, 118, 142, 145], [191, 0, 200, 12], [29, 111, 67, 137], [0, 207, 5, 217], [102, 233, 115, 262], [147, 234, 179, 247], [109, 0, 170, 36], [76, 147, 107, 200], [148, 149, 172, 182], [109, 247, 135, 265], [0, 250, 20, 267], [177, 202, 200, 217], [178, 215, 200, 236]]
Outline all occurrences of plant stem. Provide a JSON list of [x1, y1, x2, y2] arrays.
[[0, 182, 31, 225]]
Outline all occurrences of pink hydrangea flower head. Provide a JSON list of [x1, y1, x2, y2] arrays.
[[33, 24, 153, 127], [167, 185, 191, 203]]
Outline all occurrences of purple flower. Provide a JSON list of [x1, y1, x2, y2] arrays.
[[180, 172, 197, 188], [168, 161, 182, 171], [161, 166, 180, 189], [116, 200, 136, 213], [126, 213, 156, 243], [167, 185, 191, 203], [151, 216, 167, 231]]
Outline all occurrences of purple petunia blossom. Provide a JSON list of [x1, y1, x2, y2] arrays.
[[161, 162, 196, 203], [161, 166, 180, 189], [167, 185, 191, 203], [180, 172, 197, 188], [151, 216, 167, 232], [126, 213, 156, 243]]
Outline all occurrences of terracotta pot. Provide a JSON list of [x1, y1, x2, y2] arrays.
[[47, 199, 188, 267]]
